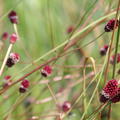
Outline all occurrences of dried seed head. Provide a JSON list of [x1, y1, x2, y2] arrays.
[[104, 19, 119, 32], [100, 45, 109, 56], [8, 11, 18, 24], [10, 33, 18, 44], [6, 53, 20, 67], [41, 65, 52, 77], [100, 79, 118, 103], [62, 101, 71, 112], [19, 86, 26, 93], [1, 32, 9, 40], [21, 79, 30, 88]]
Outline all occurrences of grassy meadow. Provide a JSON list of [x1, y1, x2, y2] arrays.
[[0, 0, 120, 120]]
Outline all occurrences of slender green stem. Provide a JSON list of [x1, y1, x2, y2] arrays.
[[112, 18, 120, 79], [0, 44, 13, 76], [87, 102, 111, 120]]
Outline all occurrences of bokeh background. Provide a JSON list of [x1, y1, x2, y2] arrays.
[[0, 0, 120, 120]]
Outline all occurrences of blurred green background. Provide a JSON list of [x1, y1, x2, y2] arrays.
[[0, 0, 120, 120]]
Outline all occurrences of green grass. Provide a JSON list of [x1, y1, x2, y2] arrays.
[[0, 0, 120, 120]]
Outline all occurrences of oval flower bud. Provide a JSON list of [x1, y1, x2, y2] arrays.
[[8, 11, 18, 24]]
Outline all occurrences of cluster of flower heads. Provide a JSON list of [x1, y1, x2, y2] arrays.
[[0, 11, 21, 92], [99, 45, 120, 64], [1, 11, 20, 67], [100, 19, 119, 55], [0, 11, 20, 68], [2, 32, 18, 43], [1, 10, 18, 41], [100, 79, 120, 103]]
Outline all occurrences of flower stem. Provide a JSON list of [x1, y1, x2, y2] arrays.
[[112, 18, 120, 79], [0, 44, 13, 76]]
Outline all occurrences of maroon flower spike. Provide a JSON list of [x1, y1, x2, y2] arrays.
[[8, 11, 18, 24], [41, 65, 52, 77], [19, 86, 26, 93], [1, 32, 9, 40], [10, 33, 18, 44], [104, 19, 119, 32], [100, 45, 109, 56], [6, 53, 20, 67], [62, 101, 71, 112], [21, 79, 30, 88], [67, 26, 74, 34], [100, 79, 118, 103]]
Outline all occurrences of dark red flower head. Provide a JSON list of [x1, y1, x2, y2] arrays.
[[19, 79, 30, 93], [104, 19, 119, 32], [41, 65, 52, 77], [100, 79, 118, 103], [8, 11, 18, 24], [19, 86, 26, 93], [62, 101, 71, 112], [10, 33, 18, 44], [21, 79, 30, 88], [111, 87, 120, 103], [110, 53, 120, 64], [6, 53, 20, 67], [67, 26, 74, 34], [100, 45, 109, 56], [1, 32, 9, 40], [4, 75, 11, 81]]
